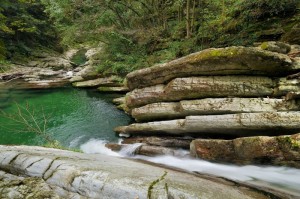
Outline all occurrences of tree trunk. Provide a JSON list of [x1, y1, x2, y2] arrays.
[[186, 0, 191, 38]]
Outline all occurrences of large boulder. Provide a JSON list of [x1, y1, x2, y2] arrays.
[[126, 76, 275, 108], [126, 46, 293, 90], [115, 112, 300, 137], [190, 133, 300, 168], [132, 98, 300, 122], [71, 65, 99, 81], [0, 145, 268, 199]]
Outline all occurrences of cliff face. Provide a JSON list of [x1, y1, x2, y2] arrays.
[[0, 145, 269, 199], [114, 42, 300, 167]]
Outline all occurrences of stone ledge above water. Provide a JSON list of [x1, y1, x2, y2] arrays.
[[115, 112, 300, 137], [0, 145, 270, 199], [131, 98, 300, 122], [126, 46, 295, 90], [126, 76, 275, 109], [190, 133, 300, 168]]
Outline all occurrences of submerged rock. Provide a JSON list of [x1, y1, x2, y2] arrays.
[[132, 98, 300, 122], [0, 145, 269, 199], [126, 46, 293, 90], [190, 133, 300, 168], [115, 112, 300, 137], [126, 76, 275, 108]]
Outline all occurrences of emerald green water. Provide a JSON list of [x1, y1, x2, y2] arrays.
[[0, 83, 131, 148]]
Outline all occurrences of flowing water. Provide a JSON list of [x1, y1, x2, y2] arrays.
[[81, 140, 300, 197], [1, 81, 300, 197]]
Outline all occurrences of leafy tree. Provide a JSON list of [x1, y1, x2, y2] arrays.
[[0, 0, 58, 61]]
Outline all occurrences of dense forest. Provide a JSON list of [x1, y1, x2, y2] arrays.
[[1, 0, 299, 74]]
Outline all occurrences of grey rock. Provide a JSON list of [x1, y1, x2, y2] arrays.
[[126, 46, 293, 90], [0, 145, 268, 199], [126, 76, 275, 108], [72, 76, 122, 88], [190, 133, 300, 168], [132, 98, 300, 121], [98, 86, 129, 93], [122, 136, 192, 149], [260, 41, 291, 54], [112, 97, 125, 105], [115, 112, 300, 136]]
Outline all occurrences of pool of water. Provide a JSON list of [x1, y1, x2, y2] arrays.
[[0, 82, 131, 148]]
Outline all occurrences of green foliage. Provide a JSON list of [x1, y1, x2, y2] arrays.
[[39, 0, 300, 75], [70, 49, 87, 66], [0, 0, 58, 61]]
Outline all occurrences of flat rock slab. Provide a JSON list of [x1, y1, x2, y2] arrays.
[[72, 76, 122, 88], [106, 143, 180, 157], [122, 136, 192, 149], [98, 86, 129, 93], [190, 133, 300, 168], [126, 76, 275, 108], [275, 78, 300, 96], [126, 46, 293, 90], [132, 98, 300, 121], [115, 112, 300, 137], [0, 146, 268, 199]]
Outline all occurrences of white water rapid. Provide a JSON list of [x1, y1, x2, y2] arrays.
[[80, 139, 300, 197]]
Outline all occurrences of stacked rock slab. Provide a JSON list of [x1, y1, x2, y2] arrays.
[[115, 45, 300, 166]]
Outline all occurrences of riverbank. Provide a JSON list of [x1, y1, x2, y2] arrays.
[[1, 145, 297, 199]]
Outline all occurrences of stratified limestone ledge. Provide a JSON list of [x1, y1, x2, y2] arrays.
[[190, 133, 300, 168], [0, 145, 268, 199], [115, 112, 300, 136], [132, 98, 300, 121], [126, 46, 293, 90], [126, 76, 275, 108]]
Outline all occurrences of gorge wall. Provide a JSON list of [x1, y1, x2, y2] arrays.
[[114, 43, 300, 167]]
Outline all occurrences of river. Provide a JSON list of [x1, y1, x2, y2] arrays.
[[0, 81, 131, 146], [1, 81, 300, 197]]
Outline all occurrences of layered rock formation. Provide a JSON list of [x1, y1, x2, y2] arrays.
[[115, 44, 300, 166], [190, 133, 300, 168], [0, 145, 270, 199]]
